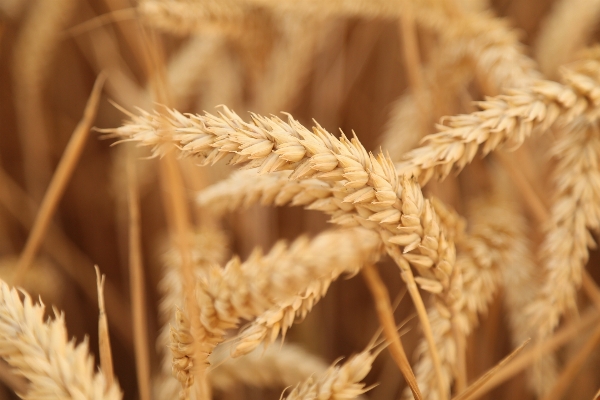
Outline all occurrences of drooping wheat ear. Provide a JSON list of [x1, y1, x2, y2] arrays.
[[194, 228, 382, 369], [406, 172, 539, 399], [282, 342, 382, 400], [0, 279, 122, 399], [156, 339, 327, 399], [525, 117, 600, 389], [110, 106, 459, 391], [156, 227, 229, 399], [396, 54, 600, 184], [394, 197, 465, 400], [534, 0, 600, 77], [209, 342, 328, 390]]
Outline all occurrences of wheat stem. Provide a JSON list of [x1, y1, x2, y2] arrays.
[[362, 263, 422, 400], [0, 167, 133, 346], [14, 74, 106, 285], [467, 308, 600, 399], [126, 156, 151, 400], [95, 266, 115, 390], [543, 322, 600, 400], [452, 340, 530, 400]]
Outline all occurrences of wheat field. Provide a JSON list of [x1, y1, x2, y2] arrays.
[[1, 0, 600, 399]]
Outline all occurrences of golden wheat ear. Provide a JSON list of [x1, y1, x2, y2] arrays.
[[0, 279, 122, 399]]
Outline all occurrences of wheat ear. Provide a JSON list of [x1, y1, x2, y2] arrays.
[[156, 228, 229, 399], [194, 228, 382, 366], [0, 279, 122, 399], [524, 116, 600, 396], [282, 342, 383, 400], [396, 54, 600, 184]]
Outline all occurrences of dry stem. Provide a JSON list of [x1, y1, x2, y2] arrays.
[[362, 263, 422, 400], [13, 74, 106, 285], [95, 266, 115, 390], [127, 156, 151, 400]]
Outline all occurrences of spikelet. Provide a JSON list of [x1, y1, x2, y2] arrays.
[[197, 169, 333, 216], [0, 279, 122, 399]]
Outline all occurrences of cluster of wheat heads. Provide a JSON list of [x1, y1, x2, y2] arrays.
[[4, 0, 600, 399]]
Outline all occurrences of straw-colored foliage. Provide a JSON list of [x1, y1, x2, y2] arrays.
[[3, 0, 600, 399]]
